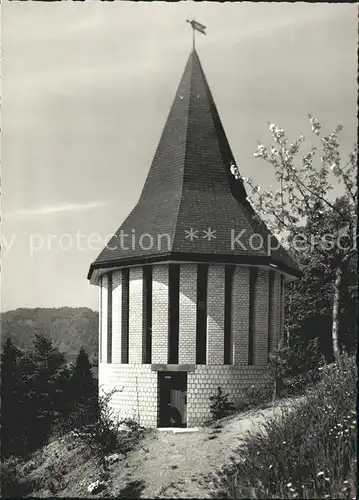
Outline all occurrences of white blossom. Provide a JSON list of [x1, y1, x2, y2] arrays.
[[269, 123, 276, 132]]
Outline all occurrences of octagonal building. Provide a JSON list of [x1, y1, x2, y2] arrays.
[[88, 49, 300, 427]]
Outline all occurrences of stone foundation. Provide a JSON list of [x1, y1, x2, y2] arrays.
[[99, 363, 270, 427]]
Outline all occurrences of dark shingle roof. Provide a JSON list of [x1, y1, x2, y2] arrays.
[[88, 49, 300, 280]]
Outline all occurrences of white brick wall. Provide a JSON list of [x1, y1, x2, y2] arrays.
[[269, 272, 281, 353], [99, 362, 270, 428], [99, 363, 158, 427], [99, 276, 103, 363], [151, 265, 169, 364], [129, 267, 143, 363], [101, 274, 108, 363], [97, 264, 285, 427], [207, 264, 225, 365], [280, 275, 285, 344], [187, 364, 270, 425], [178, 264, 197, 364], [112, 271, 122, 363], [252, 269, 269, 366], [232, 266, 250, 364]]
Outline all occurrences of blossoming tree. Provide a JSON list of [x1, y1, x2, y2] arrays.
[[231, 116, 357, 360]]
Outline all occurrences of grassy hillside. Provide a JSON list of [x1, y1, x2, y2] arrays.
[[1, 307, 98, 363]]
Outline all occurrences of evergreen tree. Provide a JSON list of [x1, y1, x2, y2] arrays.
[[0, 339, 26, 457], [22, 333, 70, 452], [69, 347, 98, 427]]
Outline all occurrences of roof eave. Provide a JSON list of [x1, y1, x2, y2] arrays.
[[87, 251, 302, 285]]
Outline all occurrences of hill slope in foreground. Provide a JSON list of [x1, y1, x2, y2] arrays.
[[16, 398, 303, 498], [1, 307, 98, 362]]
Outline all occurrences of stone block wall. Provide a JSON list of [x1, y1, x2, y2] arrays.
[[268, 272, 281, 353], [129, 267, 143, 363], [252, 269, 269, 366], [232, 266, 250, 364], [97, 262, 284, 427], [186, 364, 270, 426], [99, 362, 270, 428], [178, 264, 197, 364], [207, 264, 225, 364], [100, 274, 108, 364], [112, 271, 122, 363], [99, 363, 158, 427], [98, 264, 283, 368], [151, 265, 169, 364]]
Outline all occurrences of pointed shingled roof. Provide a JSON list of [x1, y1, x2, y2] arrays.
[[88, 49, 300, 281]]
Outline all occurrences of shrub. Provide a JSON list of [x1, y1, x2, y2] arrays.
[[0, 457, 38, 498], [209, 387, 235, 420], [68, 388, 143, 470], [278, 367, 322, 399], [235, 383, 273, 412], [212, 352, 356, 499]]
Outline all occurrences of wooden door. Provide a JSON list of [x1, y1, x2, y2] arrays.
[[158, 372, 187, 427]]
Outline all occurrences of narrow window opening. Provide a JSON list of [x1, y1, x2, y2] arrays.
[[268, 270, 275, 355], [107, 273, 113, 363], [196, 264, 208, 364], [224, 265, 234, 364], [248, 267, 258, 365], [168, 264, 180, 364], [99, 276, 102, 363], [142, 266, 153, 364], [279, 275, 284, 344], [121, 268, 129, 364]]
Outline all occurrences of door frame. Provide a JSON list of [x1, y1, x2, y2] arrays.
[[158, 371, 187, 427]]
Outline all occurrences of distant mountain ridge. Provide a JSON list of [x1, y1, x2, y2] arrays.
[[1, 307, 98, 363]]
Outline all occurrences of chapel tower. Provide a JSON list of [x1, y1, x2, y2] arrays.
[[88, 48, 300, 427]]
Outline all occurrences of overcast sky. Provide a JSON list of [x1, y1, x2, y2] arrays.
[[2, 1, 357, 312]]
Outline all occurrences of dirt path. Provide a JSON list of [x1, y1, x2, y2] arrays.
[[22, 397, 303, 498], [112, 397, 303, 499]]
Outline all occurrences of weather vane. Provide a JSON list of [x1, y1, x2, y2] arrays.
[[186, 19, 207, 50]]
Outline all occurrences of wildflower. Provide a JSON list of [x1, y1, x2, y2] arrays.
[[282, 441, 287, 444], [317, 471, 325, 477], [344, 481, 349, 485], [290, 488, 296, 493], [269, 465, 273, 469], [325, 477, 330, 482], [269, 123, 276, 132]]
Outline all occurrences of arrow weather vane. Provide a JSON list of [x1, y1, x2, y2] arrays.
[[186, 19, 207, 50]]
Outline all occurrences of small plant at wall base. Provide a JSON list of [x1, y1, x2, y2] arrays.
[[69, 389, 129, 471], [209, 387, 235, 420], [268, 340, 294, 401]]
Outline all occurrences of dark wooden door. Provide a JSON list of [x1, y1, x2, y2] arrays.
[[158, 372, 187, 427]]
